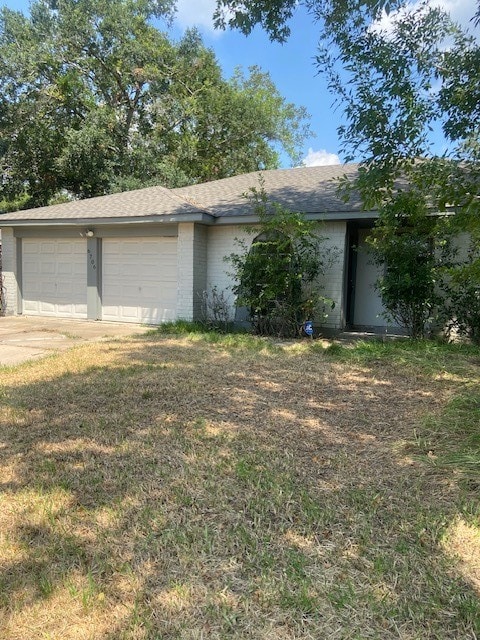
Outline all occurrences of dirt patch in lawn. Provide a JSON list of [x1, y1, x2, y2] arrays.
[[0, 334, 479, 639]]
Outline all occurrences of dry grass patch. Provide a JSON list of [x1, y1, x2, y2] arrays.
[[0, 333, 479, 639], [442, 518, 480, 595]]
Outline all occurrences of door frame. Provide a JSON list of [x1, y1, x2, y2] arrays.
[[344, 220, 377, 330]]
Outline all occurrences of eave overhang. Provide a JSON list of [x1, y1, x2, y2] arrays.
[[211, 210, 380, 225], [0, 211, 216, 227]]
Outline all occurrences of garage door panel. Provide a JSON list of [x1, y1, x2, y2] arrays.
[[120, 306, 138, 319], [40, 242, 55, 253], [141, 258, 161, 269], [62, 241, 81, 253], [39, 301, 56, 314], [102, 237, 177, 324], [40, 262, 56, 275], [122, 243, 141, 255], [23, 243, 38, 255], [41, 282, 56, 295], [73, 264, 86, 277], [23, 260, 38, 275], [123, 284, 141, 297], [23, 300, 39, 314], [57, 303, 74, 314], [57, 263, 73, 276], [57, 282, 76, 296], [138, 307, 176, 323], [101, 304, 117, 318], [22, 239, 87, 319], [103, 264, 119, 277], [106, 284, 122, 297]]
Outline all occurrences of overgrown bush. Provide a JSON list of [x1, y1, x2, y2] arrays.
[[226, 184, 336, 338], [198, 286, 233, 332], [367, 192, 452, 339], [441, 240, 480, 344]]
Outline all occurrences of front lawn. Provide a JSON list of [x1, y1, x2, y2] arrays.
[[0, 332, 479, 639]]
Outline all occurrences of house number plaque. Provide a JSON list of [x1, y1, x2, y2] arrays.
[[87, 247, 97, 271]]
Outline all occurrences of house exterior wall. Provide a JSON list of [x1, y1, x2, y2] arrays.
[[206, 225, 254, 320], [1, 228, 18, 315], [1, 218, 348, 330], [192, 224, 208, 320], [206, 221, 347, 330], [315, 221, 347, 330], [177, 222, 208, 321]]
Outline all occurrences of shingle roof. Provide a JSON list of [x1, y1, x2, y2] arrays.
[[0, 163, 365, 225], [173, 164, 363, 217], [0, 185, 208, 223]]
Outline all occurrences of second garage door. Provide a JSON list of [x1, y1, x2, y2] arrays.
[[102, 237, 178, 324]]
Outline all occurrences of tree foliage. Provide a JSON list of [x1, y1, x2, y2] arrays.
[[227, 183, 335, 337], [367, 192, 451, 338], [0, 0, 311, 208], [438, 228, 480, 344], [214, 0, 479, 186], [214, 0, 407, 43], [321, 2, 479, 340], [214, 0, 300, 42]]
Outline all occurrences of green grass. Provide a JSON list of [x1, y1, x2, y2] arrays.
[[320, 337, 480, 483], [419, 391, 480, 483], [152, 320, 282, 352], [322, 336, 480, 374]]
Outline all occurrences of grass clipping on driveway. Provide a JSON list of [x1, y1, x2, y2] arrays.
[[0, 333, 479, 639]]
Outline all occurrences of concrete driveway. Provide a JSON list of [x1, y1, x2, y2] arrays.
[[0, 316, 152, 366]]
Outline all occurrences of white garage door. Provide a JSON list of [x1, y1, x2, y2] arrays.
[[22, 239, 87, 318], [102, 237, 177, 324]]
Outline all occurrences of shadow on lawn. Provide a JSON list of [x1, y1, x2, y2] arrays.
[[0, 335, 478, 638]]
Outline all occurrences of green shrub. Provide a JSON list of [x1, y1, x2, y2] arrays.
[[368, 192, 451, 338], [441, 240, 480, 344], [226, 183, 336, 338]]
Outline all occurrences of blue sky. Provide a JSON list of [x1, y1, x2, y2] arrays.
[[2, 0, 479, 167]]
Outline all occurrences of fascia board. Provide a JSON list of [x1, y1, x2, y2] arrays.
[[0, 212, 215, 227], [211, 210, 380, 225]]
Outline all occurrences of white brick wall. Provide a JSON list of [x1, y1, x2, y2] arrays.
[[192, 224, 208, 320], [207, 225, 254, 318], [1, 228, 18, 315], [177, 223, 194, 320], [207, 221, 347, 329], [177, 223, 209, 321], [315, 221, 347, 329]]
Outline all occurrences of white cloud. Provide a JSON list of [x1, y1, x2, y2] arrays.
[[174, 0, 219, 33], [372, 0, 478, 37], [434, 0, 479, 33], [303, 148, 341, 166]]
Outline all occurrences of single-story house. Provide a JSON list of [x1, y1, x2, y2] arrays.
[[0, 163, 396, 332]]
